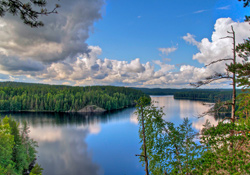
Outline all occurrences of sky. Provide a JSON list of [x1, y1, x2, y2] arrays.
[[0, 0, 249, 88]]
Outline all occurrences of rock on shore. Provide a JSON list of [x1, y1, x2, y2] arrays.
[[77, 105, 106, 113]]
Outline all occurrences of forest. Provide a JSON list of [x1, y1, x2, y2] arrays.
[[133, 88, 185, 95], [135, 87, 242, 102], [0, 117, 42, 175], [0, 82, 149, 112], [173, 89, 243, 102]]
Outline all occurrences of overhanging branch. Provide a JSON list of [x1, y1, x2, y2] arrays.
[[205, 58, 233, 67], [190, 73, 232, 88]]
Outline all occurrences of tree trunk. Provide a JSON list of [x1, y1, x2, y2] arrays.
[[232, 26, 236, 123], [141, 105, 149, 175], [230, 26, 236, 151], [174, 144, 183, 174]]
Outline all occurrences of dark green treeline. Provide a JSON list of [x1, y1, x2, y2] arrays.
[[135, 87, 243, 102], [0, 82, 149, 112], [174, 89, 243, 102]]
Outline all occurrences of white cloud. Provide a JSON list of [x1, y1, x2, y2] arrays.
[[217, 5, 230, 10], [0, 0, 104, 65], [88, 125, 101, 134], [183, 18, 250, 81], [158, 47, 177, 56], [182, 33, 199, 46], [0, 17, 249, 88], [153, 60, 175, 73], [193, 10, 207, 14], [130, 113, 138, 125], [29, 126, 62, 142], [184, 18, 250, 66], [33, 46, 177, 86]]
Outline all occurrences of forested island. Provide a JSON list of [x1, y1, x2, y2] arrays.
[[0, 82, 149, 112]]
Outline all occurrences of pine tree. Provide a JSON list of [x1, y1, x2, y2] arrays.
[[0, 0, 60, 27]]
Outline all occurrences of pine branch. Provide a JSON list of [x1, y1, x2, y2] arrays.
[[1, 0, 60, 27]]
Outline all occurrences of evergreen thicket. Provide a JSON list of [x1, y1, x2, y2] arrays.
[[0, 82, 148, 112], [0, 117, 40, 175]]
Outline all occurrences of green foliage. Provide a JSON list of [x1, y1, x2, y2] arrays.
[[134, 88, 185, 95], [136, 97, 202, 175], [135, 2, 250, 174], [161, 119, 203, 175], [0, 0, 60, 27], [235, 38, 250, 89], [30, 163, 43, 175], [0, 82, 148, 112], [174, 89, 240, 102], [236, 93, 250, 118], [0, 117, 14, 174], [196, 118, 250, 174], [0, 116, 39, 175], [193, 2, 250, 173], [135, 88, 238, 101]]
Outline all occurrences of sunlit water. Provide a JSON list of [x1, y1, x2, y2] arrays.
[[1, 96, 218, 175]]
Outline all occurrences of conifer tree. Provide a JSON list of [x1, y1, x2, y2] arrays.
[[0, 0, 60, 27]]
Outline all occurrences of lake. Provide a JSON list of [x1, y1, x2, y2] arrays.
[[3, 96, 218, 175]]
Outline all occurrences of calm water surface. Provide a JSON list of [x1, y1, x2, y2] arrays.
[[3, 96, 218, 175]]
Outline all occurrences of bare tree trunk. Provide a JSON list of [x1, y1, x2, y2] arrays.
[[231, 26, 236, 123], [229, 26, 236, 151], [141, 105, 149, 175]]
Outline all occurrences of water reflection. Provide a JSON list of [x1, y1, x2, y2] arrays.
[[1, 107, 142, 175], [35, 126, 102, 175], [4, 108, 136, 127], [150, 96, 218, 131], [0, 96, 223, 175]]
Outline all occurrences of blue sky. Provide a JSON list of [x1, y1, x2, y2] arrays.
[[0, 0, 249, 88], [87, 0, 246, 63]]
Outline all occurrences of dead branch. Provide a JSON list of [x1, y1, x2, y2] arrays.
[[190, 74, 232, 88], [220, 117, 233, 123], [205, 58, 233, 67], [135, 154, 146, 157]]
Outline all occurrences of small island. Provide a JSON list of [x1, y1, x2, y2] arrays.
[[71, 105, 106, 113]]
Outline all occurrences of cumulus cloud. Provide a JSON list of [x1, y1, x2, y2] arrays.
[[184, 18, 249, 65], [0, 17, 249, 88], [22, 45, 177, 87], [183, 18, 250, 83], [0, 0, 104, 65]]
